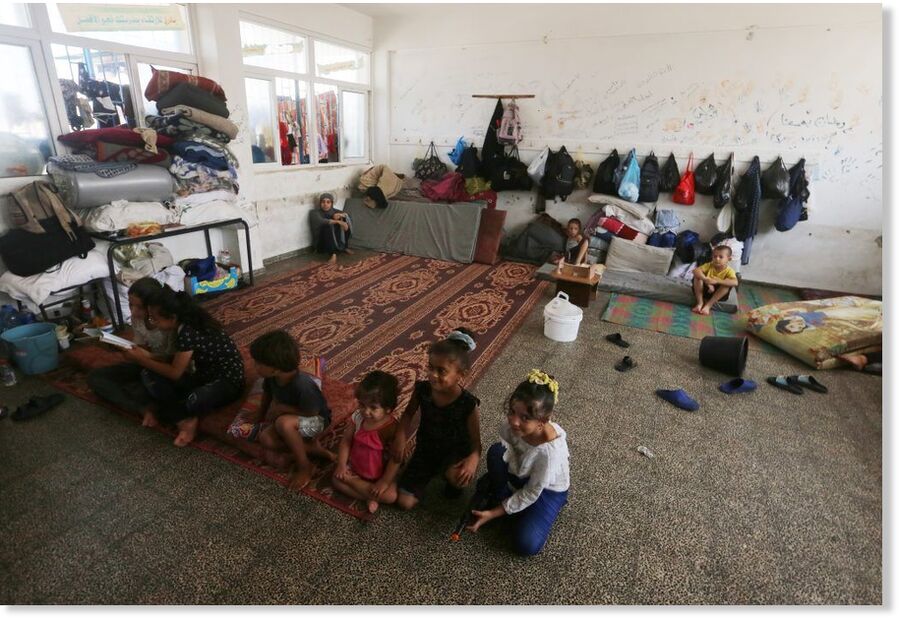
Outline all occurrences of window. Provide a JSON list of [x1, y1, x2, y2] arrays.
[[46, 2, 192, 55], [240, 17, 370, 167], [0, 43, 53, 177], [0, 3, 30, 28], [52, 44, 134, 131]]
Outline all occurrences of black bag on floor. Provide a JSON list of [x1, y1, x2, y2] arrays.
[[638, 151, 661, 202], [761, 156, 790, 199], [659, 153, 680, 192], [694, 153, 718, 195], [0, 217, 95, 277], [592, 149, 620, 194], [490, 146, 533, 191], [713, 153, 734, 209]]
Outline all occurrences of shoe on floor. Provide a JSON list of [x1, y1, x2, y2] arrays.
[[615, 356, 637, 372], [766, 376, 803, 395], [655, 388, 699, 411], [11, 393, 65, 422], [787, 375, 828, 393], [719, 378, 757, 394], [606, 333, 630, 348]]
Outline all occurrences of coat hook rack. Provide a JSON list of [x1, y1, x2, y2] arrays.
[[471, 94, 535, 99]]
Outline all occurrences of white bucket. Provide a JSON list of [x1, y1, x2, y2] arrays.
[[543, 292, 584, 342]]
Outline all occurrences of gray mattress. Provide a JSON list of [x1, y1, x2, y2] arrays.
[[535, 263, 740, 313], [344, 198, 483, 263], [48, 164, 176, 209]]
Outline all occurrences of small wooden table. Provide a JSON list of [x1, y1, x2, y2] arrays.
[[553, 263, 605, 308]]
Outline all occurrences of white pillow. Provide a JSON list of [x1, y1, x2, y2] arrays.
[[587, 193, 652, 219], [79, 200, 180, 232], [604, 237, 674, 275]]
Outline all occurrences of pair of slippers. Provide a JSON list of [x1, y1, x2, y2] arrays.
[[608, 333, 635, 372], [766, 375, 828, 395], [657, 378, 759, 411], [8, 394, 65, 422]]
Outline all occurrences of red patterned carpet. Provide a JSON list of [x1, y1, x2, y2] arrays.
[[46, 253, 547, 520]]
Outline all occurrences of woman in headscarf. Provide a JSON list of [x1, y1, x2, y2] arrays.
[[309, 192, 352, 263]]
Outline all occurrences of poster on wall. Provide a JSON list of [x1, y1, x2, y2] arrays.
[[58, 3, 184, 31]]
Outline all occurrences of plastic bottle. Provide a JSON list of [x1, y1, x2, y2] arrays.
[[636, 445, 655, 459], [0, 359, 16, 387], [81, 298, 94, 323]]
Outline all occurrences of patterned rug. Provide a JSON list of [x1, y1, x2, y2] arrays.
[[46, 253, 548, 520], [600, 283, 801, 349]]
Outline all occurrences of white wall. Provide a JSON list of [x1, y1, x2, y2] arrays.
[[373, 3, 883, 295]]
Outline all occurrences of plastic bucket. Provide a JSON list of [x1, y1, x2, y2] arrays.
[[544, 292, 584, 342], [699, 336, 748, 376], [1, 323, 60, 375]]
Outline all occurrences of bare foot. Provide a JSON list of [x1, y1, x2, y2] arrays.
[[367, 500, 380, 514], [344, 248, 354, 255], [328, 253, 337, 264], [141, 410, 158, 428], [692, 304, 703, 314], [173, 417, 199, 447], [289, 465, 313, 490], [700, 306, 711, 316]]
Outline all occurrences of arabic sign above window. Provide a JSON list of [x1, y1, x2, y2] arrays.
[[57, 3, 184, 32]]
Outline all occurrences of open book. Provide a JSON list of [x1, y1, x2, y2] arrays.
[[96, 331, 135, 350]]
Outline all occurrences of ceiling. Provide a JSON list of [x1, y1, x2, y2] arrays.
[[337, 3, 455, 18]]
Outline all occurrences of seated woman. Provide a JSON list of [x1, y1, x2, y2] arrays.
[[309, 192, 353, 263]]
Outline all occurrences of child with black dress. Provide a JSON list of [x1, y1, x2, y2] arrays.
[[388, 328, 482, 510], [124, 285, 245, 447]]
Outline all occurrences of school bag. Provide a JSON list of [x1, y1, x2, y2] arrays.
[[638, 151, 661, 203], [496, 100, 523, 145], [541, 146, 576, 201], [617, 149, 641, 202], [592, 149, 620, 194]]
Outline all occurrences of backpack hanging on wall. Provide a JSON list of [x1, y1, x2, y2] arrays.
[[491, 146, 533, 191], [694, 153, 718, 195], [592, 149, 620, 194], [497, 99, 523, 145], [542, 146, 575, 201], [638, 151, 661, 202], [659, 153, 680, 192]]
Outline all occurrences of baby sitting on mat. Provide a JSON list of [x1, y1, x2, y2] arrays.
[[692, 245, 738, 315]]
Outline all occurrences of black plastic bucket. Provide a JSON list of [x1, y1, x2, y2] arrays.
[[699, 336, 748, 376]]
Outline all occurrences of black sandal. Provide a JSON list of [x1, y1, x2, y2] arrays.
[[787, 375, 828, 394], [615, 356, 637, 372], [605, 333, 630, 348], [11, 393, 65, 422], [766, 376, 803, 395]]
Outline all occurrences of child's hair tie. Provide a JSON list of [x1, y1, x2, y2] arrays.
[[526, 369, 559, 403], [447, 330, 476, 351]]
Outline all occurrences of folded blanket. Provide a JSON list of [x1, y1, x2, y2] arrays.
[[144, 68, 226, 102], [156, 83, 230, 118], [170, 155, 239, 196], [48, 154, 136, 178], [145, 113, 232, 143], [172, 141, 230, 171], [160, 104, 238, 140], [173, 189, 237, 209], [0, 248, 111, 307], [172, 134, 239, 169], [76, 200, 180, 232]]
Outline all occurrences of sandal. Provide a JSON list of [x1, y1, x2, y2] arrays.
[[615, 356, 637, 372], [11, 393, 65, 422], [605, 333, 630, 348], [787, 375, 828, 394], [766, 376, 803, 395]]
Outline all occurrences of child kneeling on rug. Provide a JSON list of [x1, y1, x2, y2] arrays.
[[125, 285, 245, 447], [250, 330, 335, 490], [389, 329, 482, 510], [332, 370, 400, 514], [466, 370, 570, 557], [691, 245, 738, 316]]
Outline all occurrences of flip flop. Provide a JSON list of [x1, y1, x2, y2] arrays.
[[605, 333, 630, 348], [655, 388, 700, 411], [787, 375, 828, 394], [766, 376, 803, 395], [719, 378, 757, 394], [615, 356, 637, 372], [11, 393, 65, 422]]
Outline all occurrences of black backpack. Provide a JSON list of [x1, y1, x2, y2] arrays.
[[542, 146, 576, 201], [592, 149, 620, 194], [638, 151, 661, 202], [458, 146, 481, 179]]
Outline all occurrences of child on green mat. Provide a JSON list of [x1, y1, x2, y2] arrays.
[[692, 245, 738, 316]]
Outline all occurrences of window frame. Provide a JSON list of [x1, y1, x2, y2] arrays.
[[239, 13, 371, 171]]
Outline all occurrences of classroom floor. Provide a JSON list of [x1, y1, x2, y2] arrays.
[[0, 251, 882, 605]]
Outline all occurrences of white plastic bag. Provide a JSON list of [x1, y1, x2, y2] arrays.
[[527, 146, 550, 184]]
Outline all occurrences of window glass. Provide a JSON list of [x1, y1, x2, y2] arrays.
[[313, 40, 369, 84], [47, 2, 192, 55], [52, 44, 134, 131], [245, 77, 275, 163], [341, 91, 366, 159], [314, 84, 339, 163], [0, 44, 52, 177], [0, 3, 30, 27], [276, 78, 310, 166], [137, 63, 192, 117], [240, 21, 307, 74]]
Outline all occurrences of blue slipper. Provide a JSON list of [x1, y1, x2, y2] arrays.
[[719, 378, 757, 394], [655, 388, 700, 411]]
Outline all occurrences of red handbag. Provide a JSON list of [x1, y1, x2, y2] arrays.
[[673, 153, 696, 205], [599, 216, 640, 240]]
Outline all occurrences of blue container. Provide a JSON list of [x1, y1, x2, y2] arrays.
[[0, 323, 59, 375]]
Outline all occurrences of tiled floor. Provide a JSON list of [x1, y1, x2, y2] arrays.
[[0, 251, 882, 604]]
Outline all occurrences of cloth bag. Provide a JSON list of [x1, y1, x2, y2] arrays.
[[412, 142, 448, 181]]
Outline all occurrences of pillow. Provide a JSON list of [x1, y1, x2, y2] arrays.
[[57, 127, 174, 149], [144, 67, 227, 102], [156, 83, 230, 118], [77, 200, 180, 232], [587, 193, 652, 219], [604, 237, 674, 275], [179, 199, 258, 228], [95, 142, 171, 166], [473, 208, 507, 265]]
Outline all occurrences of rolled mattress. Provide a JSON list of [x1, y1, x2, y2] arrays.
[[48, 163, 176, 209]]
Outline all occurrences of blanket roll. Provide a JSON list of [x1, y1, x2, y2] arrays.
[[160, 105, 238, 140], [48, 163, 176, 209]]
